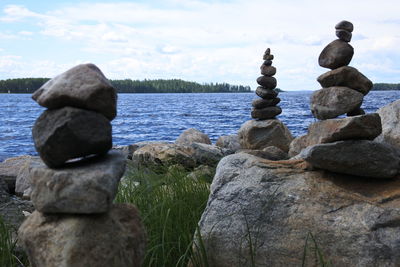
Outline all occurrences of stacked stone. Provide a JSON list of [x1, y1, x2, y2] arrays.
[[292, 21, 400, 179], [18, 64, 146, 267], [251, 48, 282, 120], [310, 20, 373, 119]]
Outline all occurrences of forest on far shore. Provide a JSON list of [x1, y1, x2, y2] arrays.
[[0, 78, 251, 94], [372, 83, 400, 91]]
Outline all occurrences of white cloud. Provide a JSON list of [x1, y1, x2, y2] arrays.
[[1, 1, 400, 90], [18, 31, 33, 36]]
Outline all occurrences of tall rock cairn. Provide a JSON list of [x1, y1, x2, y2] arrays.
[[292, 21, 399, 179], [18, 64, 146, 267], [252, 48, 282, 120], [311, 20, 373, 119], [237, 48, 293, 154]]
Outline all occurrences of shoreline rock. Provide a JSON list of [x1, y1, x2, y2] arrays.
[[196, 153, 400, 266]]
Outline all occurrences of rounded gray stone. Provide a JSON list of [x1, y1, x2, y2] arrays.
[[260, 65, 276, 76], [251, 106, 282, 120], [310, 87, 364, 120], [32, 107, 112, 168], [252, 97, 280, 109], [336, 30, 352, 42], [32, 63, 117, 120], [335, 20, 354, 32], [256, 76, 277, 89], [318, 40, 354, 69], [255, 87, 278, 99], [317, 66, 373, 95]]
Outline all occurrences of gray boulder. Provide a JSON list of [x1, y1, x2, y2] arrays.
[[32, 63, 117, 120], [33, 106, 112, 168], [300, 140, 399, 178], [288, 134, 309, 158], [238, 119, 293, 152], [0, 155, 33, 193], [310, 86, 363, 120], [175, 128, 211, 146], [376, 99, 400, 150], [216, 134, 241, 152], [191, 143, 231, 166], [197, 153, 400, 266], [318, 40, 354, 69], [15, 156, 41, 197], [317, 66, 373, 95], [132, 143, 196, 169], [30, 151, 126, 214], [251, 106, 282, 120], [18, 203, 146, 267]]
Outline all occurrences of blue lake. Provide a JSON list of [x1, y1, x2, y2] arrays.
[[1, 91, 400, 162]]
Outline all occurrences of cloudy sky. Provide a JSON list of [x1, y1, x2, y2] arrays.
[[0, 0, 399, 91]]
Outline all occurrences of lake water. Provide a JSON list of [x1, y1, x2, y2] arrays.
[[1, 91, 400, 162]]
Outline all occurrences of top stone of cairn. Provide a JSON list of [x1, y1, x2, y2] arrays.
[[335, 20, 354, 32], [32, 63, 117, 120]]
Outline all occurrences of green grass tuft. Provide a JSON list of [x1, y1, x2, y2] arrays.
[[0, 215, 28, 267], [115, 165, 211, 267]]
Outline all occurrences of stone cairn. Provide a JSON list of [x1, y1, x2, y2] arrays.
[[290, 21, 400, 179], [18, 64, 146, 266], [252, 48, 282, 120], [237, 48, 293, 157], [311, 20, 372, 119]]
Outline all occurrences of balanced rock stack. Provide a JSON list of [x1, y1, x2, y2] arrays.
[[18, 64, 146, 267], [238, 48, 293, 154], [311, 20, 373, 119], [252, 48, 282, 120], [291, 22, 400, 179]]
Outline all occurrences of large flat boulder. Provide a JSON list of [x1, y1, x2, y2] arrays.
[[307, 113, 382, 144], [18, 203, 146, 267], [30, 151, 126, 214], [238, 119, 293, 152], [310, 87, 363, 120], [33, 106, 112, 168], [300, 140, 399, 178], [197, 153, 400, 266], [288, 114, 382, 157], [317, 66, 373, 95], [318, 39, 354, 69], [175, 128, 211, 146], [32, 63, 117, 120], [376, 99, 400, 150]]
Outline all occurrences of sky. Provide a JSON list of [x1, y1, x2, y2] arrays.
[[0, 0, 399, 91]]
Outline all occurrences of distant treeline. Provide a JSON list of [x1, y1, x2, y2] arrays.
[[0, 78, 251, 94], [372, 83, 400, 91]]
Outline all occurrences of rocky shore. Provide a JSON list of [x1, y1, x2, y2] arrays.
[[2, 20, 400, 267]]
